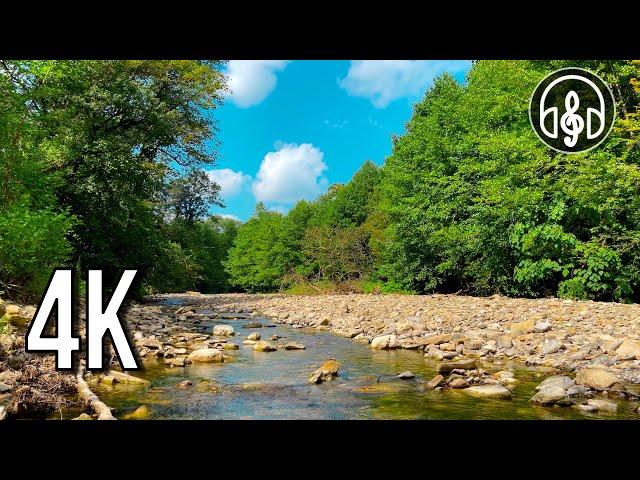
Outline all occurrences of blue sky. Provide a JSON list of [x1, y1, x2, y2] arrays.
[[207, 60, 471, 221]]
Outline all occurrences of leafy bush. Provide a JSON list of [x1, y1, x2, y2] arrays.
[[0, 203, 74, 299]]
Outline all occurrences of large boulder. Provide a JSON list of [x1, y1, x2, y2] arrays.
[[309, 359, 340, 384], [188, 348, 225, 363], [99, 370, 150, 386], [123, 405, 151, 420], [575, 366, 623, 391], [213, 325, 235, 337], [371, 334, 398, 350], [464, 384, 512, 400]]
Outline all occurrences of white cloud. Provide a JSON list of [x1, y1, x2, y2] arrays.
[[338, 60, 471, 108], [252, 143, 328, 205], [207, 168, 251, 198], [226, 60, 290, 108], [214, 213, 241, 222]]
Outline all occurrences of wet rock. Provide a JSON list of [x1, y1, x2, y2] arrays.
[[397, 371, 415, 380], [284, 341, 306, 350], [437, 359, 477, 374], [188, 348, 225, 363], [213, 325, 235, 337], [426, 374, 445, 390], [253, 341, 277, 352], [371, 334, 398, 350], [309, 359, 340, 384], [243, 322, 263, 328], [123, 405, 150, 420], [222, 343, 239, 350], [536, 375, 574, 391], [464, 384, 512, 400], [567, 385, 590, 396], [246, 332, 260, 341], [99, 371, 150, 387], [176, 380, 193, 389], [615, 339, 640, 360], [575, 366, 623, 391], [576, 403, 598, 413], [72, 413, 93, 420], [448, 378, 468, 389], [165, 357, 187, 367], [586, 398, 618, 413], [530, 386, 568, 406]]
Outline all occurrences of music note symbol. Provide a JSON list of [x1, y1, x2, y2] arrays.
[[560, 90, 584, 148]]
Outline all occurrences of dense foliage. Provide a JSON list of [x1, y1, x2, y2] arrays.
[[226, 60, 640, 302], [3, 60, 640, 303], [0, 60, 235, 299]]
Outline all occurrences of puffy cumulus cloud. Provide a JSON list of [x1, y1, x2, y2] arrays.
[[252, 143, 328, 205], [338, 60, 471, 108], [207, 168, 252, 198], [226, 60, 290, 108], [213, 213, 241, 222]]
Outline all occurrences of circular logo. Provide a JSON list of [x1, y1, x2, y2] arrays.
[[529, 67, 616, 154]]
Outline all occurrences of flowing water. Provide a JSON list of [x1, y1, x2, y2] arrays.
[[86, 310, 640, 420]]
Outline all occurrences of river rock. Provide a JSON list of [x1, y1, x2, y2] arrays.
[[530, 385, 568, 406], [437, 359, 477, 374], [247, 332, 260, 341], [536, 375, 574, 391], [615, 339, 640, 360], [176, 380, 193, 389], [99, 370, 150, 386], [222, 343, 239, 350], [0, 334, 14, 353], [496, 335, 513, 349], [72, 413, 93, 420], [586, 398, 618, 413], [188, 348, 225, 363], [464, 384, 512, 400], [397, 371, 415, 379], [423, 334, 452, 346], [213, 325, 235, 337], [309, 359, 340, 384], [165, 357, 187, 367], [284, 341, 306, 350], [426, 374, 445, 390], [576, 403, 598, 413], [137, 338, 163, 349], [123, 405, 150, 420], [575, 366, 623, 391], [510, 319, 535, 335], [538, 338, 563, 355], [534, 321, 552, 333], [448, 378, 468, 389], [371, 334, 398, 350], [243, 322, 263, 328], [253, 340, 277, 352]]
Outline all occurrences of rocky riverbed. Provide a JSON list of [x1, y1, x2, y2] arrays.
[[3, 292, 640, 419]]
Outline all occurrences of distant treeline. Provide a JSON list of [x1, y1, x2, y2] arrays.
[[226, 60, 640, 302]]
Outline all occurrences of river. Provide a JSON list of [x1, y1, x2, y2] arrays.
[[86, 308, 640, 420]]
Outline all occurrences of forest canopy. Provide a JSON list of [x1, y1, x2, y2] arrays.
[[1, 60, 639, 303]]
